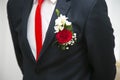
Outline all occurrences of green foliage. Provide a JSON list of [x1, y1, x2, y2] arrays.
[[56, 9, 60, 16]]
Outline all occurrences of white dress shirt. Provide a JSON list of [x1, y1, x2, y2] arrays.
[[27, 0, 57, 59]]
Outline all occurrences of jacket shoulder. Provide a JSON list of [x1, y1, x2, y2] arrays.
[[71, 0, 99, 27], [71, 0, 98, 16], [7, 0, 29, 25]]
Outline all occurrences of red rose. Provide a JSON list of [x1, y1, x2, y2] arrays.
[[56, 29, 72, 44]]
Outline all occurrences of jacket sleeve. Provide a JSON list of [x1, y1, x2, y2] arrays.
[[7, 0, 24, 74], [84, 0, 116, 80]]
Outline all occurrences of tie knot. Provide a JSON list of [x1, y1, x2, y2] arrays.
[[38, 0, 44, 5]]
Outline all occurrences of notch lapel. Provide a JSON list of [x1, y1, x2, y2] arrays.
[[15, 0, 71, 63], [22, 0, 37, 62], [38, 0, 71, 61], [16, 0, 37, 63]]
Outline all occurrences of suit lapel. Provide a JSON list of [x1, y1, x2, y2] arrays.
[[15, 0, 71, 63], [38, 0, 71, 61], [16, 0, 37, 63], [23, 0, 37, 62]]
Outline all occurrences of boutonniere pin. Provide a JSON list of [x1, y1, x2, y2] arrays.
[[54, 9, 77, 50]]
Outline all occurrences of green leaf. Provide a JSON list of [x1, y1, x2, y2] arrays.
[[61, 45, 66, 50], [65, 25, 72, 31], [56, 9, 60, 16]]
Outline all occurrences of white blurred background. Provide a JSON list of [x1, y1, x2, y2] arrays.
[[0, 0, 120, 80]]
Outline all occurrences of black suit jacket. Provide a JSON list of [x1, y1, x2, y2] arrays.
[[7, 0, 116, 80]]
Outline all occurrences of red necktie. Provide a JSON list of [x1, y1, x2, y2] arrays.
[[35, 0, 44, 61]]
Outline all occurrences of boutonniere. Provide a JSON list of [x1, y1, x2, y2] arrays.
[[54, 9, 77, 50]]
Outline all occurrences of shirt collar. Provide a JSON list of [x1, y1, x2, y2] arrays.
[[50, 0, 57, 3], [34, 0, 57, 4]]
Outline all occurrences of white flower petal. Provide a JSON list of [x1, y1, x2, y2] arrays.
[[66, 21, 71, 25], [73, 33, 77, 36], [55, 18, 62, 26], [54, 26, 60, 33], [59, 14, 68, 25], [66, 47, 69, 50], [54, 26, 58, 30], [59, 26, 64, 31]]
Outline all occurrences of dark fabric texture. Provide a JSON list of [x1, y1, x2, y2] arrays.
[[7, 0, 116, 80]]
